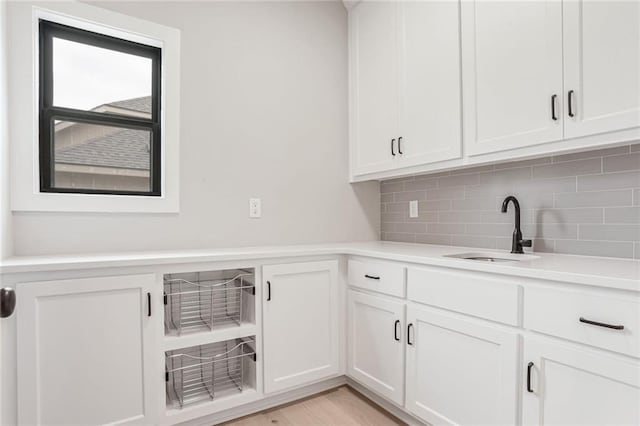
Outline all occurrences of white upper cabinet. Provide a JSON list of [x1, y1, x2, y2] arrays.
[[349, 0, 462, 178], [563, 0, 640, 139], [350, 0, 399, 176], [461, 0, 564, 156], [349, 0, 640, 179], [397, 0, 462, 168]]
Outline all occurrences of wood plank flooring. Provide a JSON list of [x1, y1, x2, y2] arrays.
[[218, 386, 405, 426]]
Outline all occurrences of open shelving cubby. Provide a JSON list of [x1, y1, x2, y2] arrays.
[[162, 267, 259, 412], [165, 337, 257, 409], [163, 268, 255, 337]]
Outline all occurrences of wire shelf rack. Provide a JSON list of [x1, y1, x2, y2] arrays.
[[164, 270, 255, 336], [166, 338, 256, 409]]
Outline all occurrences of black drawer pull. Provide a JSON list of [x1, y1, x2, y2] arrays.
[[391, 139, 396, 156], [147, 292, 152, 317], [266, 281, 271, 301], [407, 323, 414, 345], [579, 317, 624, 330], [527, 362, 534, 393], [397, 136, 403, 154], [364, 274, 380, 280], [394, 320, 400, 341]]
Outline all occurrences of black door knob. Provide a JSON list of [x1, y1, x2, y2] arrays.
[[0, 287, 16, 318]]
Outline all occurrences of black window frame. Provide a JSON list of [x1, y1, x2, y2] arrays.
[[39, 20, 162, 196]]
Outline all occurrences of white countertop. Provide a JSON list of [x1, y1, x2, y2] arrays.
[[1, 241, 638, 292]]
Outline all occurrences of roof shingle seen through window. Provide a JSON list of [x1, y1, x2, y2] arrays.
[[55, 128, 151, 171], [54, 96, 152, 171]]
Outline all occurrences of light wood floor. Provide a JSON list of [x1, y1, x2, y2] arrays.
[[218, 386, 406, 426]]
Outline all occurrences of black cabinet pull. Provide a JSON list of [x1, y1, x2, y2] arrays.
[[527, 362, 534, 393], [398, 137, 403, 154], [407, 323, 414, 345], [579, 317, 624, 330], [551, 94, 558, 121], [266, 281, 271, 301], [147, 292, 152, 317], [364, 274, 380, 280], [394, 320, 400, 341], [568, 90, 575, 117], [391, 138, 396, 156]]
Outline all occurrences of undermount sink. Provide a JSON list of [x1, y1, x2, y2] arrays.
[[443, 252, 539, 263]]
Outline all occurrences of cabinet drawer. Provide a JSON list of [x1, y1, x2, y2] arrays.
[[407, 267, 520, 326], [525, 286, 639, 358], [348, 259, 406, 298]]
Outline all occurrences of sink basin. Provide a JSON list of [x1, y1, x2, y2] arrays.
[[443, 252, 539, 263]]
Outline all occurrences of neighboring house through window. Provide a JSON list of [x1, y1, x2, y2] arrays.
[[53, 96, 153, 193]]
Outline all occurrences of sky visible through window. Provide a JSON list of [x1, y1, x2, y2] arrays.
[[52, 37, 152, 111]]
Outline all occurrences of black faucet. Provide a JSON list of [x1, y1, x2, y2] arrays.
[[501, 196, 532, 254]]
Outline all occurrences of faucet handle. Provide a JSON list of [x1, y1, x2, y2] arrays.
[[520, 239, 532, 248]]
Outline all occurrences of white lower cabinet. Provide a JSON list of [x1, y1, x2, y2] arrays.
[[10, 255, 640, 426], [405, 304, 520, 425], [523, 337, 640, 426], [262, 260, 340, 394], [347, 290, 405, 405], [16, 274, 159, 425]]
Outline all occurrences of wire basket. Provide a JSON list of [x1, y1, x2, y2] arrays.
[[165, 338, 256, 408], [164, 270, 255, 335]]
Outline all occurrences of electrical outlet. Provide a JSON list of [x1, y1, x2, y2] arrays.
[[409, 200, 419, 218], [249, 198, 261, 218]]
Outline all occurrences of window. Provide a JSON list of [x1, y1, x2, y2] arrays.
[[39, 20, 162, 196]]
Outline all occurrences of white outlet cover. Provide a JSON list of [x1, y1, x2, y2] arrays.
[[409, 200, 419, 218], [249, 198, 261, 218]]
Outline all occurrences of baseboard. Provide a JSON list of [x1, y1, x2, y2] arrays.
[[345, 378, 429, 426], [180, 376, 348, 426], [178, 375, 429, 426]]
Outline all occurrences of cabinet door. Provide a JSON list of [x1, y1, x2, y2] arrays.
[[350, 0, 399, 176], [523, 337, 640, 425], [263, 260, 339, 394], [563, 0, 640, 138], [461, 1, 563, 155], [405, 304, 519, 425], [17, 274, 159, 425], [397, 0, 461, 167], [347, 290, 405, 405]]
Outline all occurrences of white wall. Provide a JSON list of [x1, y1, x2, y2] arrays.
[[8, 0, 379, 256], [0, 0, 12, 259]]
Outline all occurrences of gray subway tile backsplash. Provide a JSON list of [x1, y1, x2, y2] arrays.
[[551, 145, 630, 162], [380, 143, 640, 259], [577, 170, 640, 191], [603, 152, 640, 173], [532, 157, 602, 179], [554, 240, 634, 259], [579, 224, 640, 242], [604, 207, 640, 224], [554, 189, 632, 208]]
